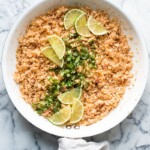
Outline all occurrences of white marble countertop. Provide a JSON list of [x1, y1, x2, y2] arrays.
[[0, 0, 150, 149]]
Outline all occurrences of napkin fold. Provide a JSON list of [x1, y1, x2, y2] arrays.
[[58, 138, 109, 150]]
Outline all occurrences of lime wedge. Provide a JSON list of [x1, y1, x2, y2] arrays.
[[47, 35, 66, 59], [87, 16, 108, 35], [58, 88, 82, 104], [75, 14, 91, 37], [48, 106, 71, 125], [70, 100, 84, 124], [41, 46, 64, 67], [64, 9, 85, 30]]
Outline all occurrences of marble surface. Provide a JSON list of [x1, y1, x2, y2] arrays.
[[0, 0, 150, 149]]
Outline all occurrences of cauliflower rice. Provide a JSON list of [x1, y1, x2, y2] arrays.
[[14, 6, 133, 126]]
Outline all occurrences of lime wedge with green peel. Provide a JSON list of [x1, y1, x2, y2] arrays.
[[48, 106, 71, 125], [70, 100, 84, 124], [64, 9, 85, 30], [47, 35, 66, 59], [41, 46, 64, 67], [75, 14, 91, 37], [58, 88, 82, 104], [88, 16, 108, 35]]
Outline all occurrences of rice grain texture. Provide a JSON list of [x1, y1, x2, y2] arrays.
[[14, 6, 133, 126]]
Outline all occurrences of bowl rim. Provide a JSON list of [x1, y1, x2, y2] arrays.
[[1, 0, 149, 138]]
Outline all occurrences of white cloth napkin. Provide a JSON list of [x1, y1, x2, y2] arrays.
[[58, 138, 109, 150]]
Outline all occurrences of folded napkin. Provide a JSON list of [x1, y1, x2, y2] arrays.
[[58, 138, 109, 150]]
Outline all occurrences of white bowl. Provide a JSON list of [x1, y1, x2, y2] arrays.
[[2, 0, 149, 138]]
